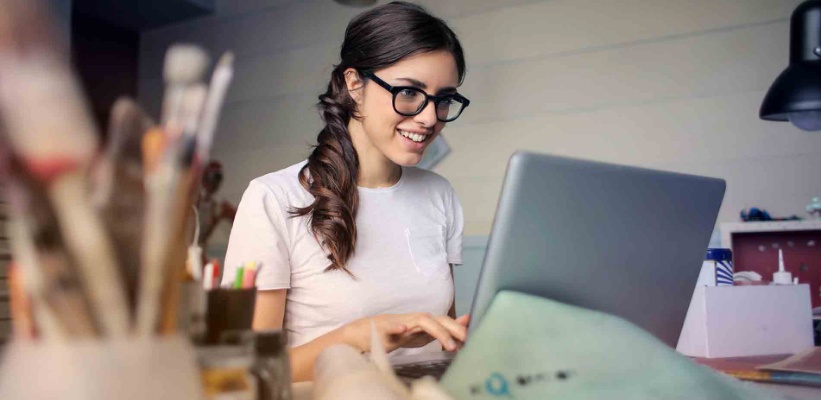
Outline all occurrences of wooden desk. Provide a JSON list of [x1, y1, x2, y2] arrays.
[[694, 355, 821, 400]]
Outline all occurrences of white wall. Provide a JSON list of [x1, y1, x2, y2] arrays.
[[139, 0, 816, 242]]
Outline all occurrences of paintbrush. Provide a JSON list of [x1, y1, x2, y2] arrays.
[[158, 52, 236, 332], [90, 98, 154, 312], [0, 5, 130, 337], [136, 46, 210, 336], [161, 45, 210, 136], [0, 153, 98, 339], [157, 86, 209, 335], [196, 52, 234, 163]]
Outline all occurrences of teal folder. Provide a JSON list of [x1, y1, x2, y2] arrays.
[[440, 291, 785, 399]]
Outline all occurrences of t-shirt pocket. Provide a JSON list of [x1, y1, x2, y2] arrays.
[[406, 225, 449, 279]]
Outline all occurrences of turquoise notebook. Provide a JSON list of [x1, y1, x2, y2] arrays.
[[440, 291, 785, 399]]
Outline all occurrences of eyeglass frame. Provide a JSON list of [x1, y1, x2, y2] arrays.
[[359, 70, 470, 122]]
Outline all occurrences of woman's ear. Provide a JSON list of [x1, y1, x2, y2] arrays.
[[344, 68, 364, 103]]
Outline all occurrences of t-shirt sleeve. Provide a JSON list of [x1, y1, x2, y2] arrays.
[[222, 180, 291, 290], [446, 186, 464, 265]]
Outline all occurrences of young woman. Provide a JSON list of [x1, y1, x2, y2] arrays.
[[223, 1, 471, 381]]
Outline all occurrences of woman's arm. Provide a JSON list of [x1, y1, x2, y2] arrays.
[[252, 290, 364, 381], [448, 264, 456, 319], [254, 290, 329, 381], [252, 289, 286, 330], [252, 289, 468, 382]]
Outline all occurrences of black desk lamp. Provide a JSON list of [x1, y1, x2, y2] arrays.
[[760, 0, 821, 131]]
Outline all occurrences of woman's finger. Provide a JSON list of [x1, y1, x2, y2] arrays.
[[384, 321, 408, 335], [408, 326, 424, 334], [434, 315, 468, 343], [412, 314, 458, 351], [456, 314, 470, 326]]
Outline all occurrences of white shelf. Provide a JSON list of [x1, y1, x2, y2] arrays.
[[721, 220, 821, 250]]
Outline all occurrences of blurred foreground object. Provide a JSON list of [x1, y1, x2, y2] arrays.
[[440, 291, 785, 399], [312, 322, 453, 400], [0, 0, 234, 340], [0, 335, 203, 400]]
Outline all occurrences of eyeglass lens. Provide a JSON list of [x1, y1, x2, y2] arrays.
[[394, 89, 465, 121]]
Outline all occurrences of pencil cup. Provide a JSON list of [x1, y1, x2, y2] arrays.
[[254, 330, 292, 400], [205, 288, 257, 344], [0, 335, 203, 400]]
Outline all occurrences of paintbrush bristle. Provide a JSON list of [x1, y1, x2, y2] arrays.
[[0, 53, 99, 170], [216, 52, 234, 70], [163, 45, 210, 85]]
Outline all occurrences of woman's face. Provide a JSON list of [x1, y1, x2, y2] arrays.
[[347, 50, 460, 167]]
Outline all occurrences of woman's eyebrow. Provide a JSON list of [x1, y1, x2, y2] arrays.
[[395, 77, 458, 94]]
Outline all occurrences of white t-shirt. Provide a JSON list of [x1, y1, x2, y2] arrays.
[[222, 161, 464, 353]]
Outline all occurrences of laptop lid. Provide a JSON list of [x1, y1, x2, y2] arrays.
[[468, 151, 725, 347]]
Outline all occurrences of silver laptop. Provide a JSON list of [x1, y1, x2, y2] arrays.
[[392, 151, 726, 379]]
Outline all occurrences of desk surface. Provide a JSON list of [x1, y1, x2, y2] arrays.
[[292, 356, 821, 400], [292, 355, 821, 400], [694, 355, 821, 400]]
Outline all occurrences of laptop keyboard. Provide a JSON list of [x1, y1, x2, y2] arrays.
[[393, 359, 452, 380]]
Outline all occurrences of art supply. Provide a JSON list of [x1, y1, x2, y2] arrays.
[[234, 266, 246, 289], [773, 249, 793, 285], [253, 330, 292, 400], [212, 260, 222, 287], [92, 97, 154, 208], [158, 173, 202, 335], [0, 0, 236, 344], [188, 206, 204, 281], [155, 51, 236, 336], [242, 261, 257, 289], [0, 60, 130, 337], [161, 44, 210, 133], [203, 262, 215, 291], [141, 127, 166, 174], [204, 288, 257, 344], [0, 17, 130, 337], [7, 262, 35, 340], [136, 44, 210, 336], [93, 98, 155, 311], [196, 52, 234, 163], [0, 152, 98, 339], [157, 85, 210, 334]]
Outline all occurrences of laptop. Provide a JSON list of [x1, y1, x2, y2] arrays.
[[391, 151, 726, 380]]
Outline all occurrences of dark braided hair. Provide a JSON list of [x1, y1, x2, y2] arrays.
[[289, 1, 466, 275]]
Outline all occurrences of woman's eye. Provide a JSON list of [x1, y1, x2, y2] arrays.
[[437, 98, 455, 107], [398, 89, 418, 98]]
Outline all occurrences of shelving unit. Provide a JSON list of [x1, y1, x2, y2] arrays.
[[721, 220, 821, 308]]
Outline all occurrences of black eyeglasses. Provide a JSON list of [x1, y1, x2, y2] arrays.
[[360, 71, 470, 122]]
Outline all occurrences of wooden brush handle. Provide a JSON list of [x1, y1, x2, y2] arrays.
[[158, 168, 199, 335]]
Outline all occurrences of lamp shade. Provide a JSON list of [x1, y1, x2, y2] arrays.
[[760, 0, 821, 130]]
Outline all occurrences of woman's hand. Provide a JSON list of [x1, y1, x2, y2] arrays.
[[342, 313, 470, 353]]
